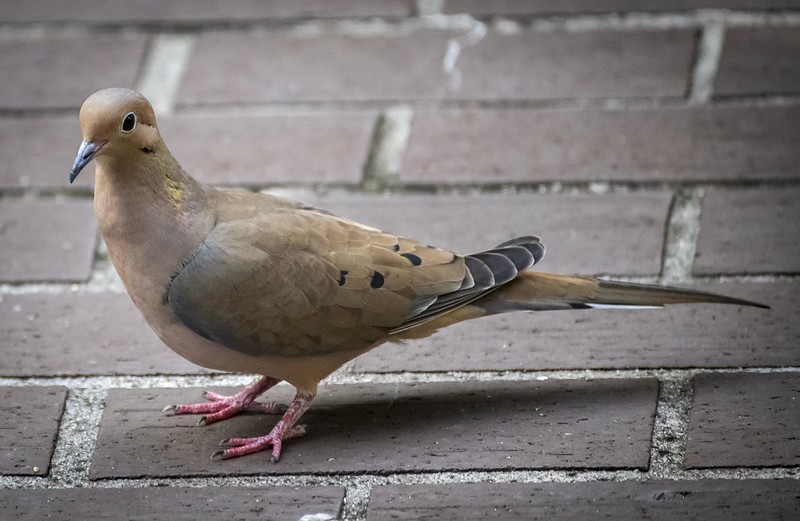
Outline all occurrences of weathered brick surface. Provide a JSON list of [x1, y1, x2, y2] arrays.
[[402, 106, 800, 183], [180, 30, 452, 104], [180, 29, 692, 104], [303, 192, 670, 275], [0, 486, 344, 521], [366, 480, 800, 520], [686, 372, 800, 468], [445, 0, 800, 15], [353, 282, 795, 373], [160, 111, 376, 186], [0, 199, 97, 283], [91, 379, 657, 478], [694, 187, 800, 275], [450, 30, 694, 101], [0, 0, 410, 23], [0, 116, 92, 190], [0, 35, 146, 110], [0, 386, 67, 475], [716, 27, 800, 97], [0, 293, 206, 376]]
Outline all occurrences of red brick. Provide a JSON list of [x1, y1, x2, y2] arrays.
[[0, 199, 97, 283], [353, 282, 793, 373], [91, 379, 657, 478], [180, 30, 451, 104], [160, 111, 376, 186], [695, 187, 800, 275], [445, 0, 800, 15], [716, 27, 800, 97], [303, 192, 670, 275], [0, 35, 147, 110], [685, 373, 800, 468], [0, 293, 206, 376], [402, 106, 800, 184], [452, 30, 693, 101], [366, 480, 800, 521], [180, 29, 693, 104], [0, 0, 410, 23], [0, 116, 93, 190], [0, 386, 67, 475], [0, 486, 344, 521]]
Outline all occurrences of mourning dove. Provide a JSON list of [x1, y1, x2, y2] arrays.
[[70, 88, 766, 462]]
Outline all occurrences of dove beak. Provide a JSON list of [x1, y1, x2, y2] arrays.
[[70, 140, 104, 183]]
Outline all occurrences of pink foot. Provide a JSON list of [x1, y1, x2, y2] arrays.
[[164, 376, 282, 426], [212, 391, 314, 462]]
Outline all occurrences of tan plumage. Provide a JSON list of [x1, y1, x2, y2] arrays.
[[70, 88, 767, 461]]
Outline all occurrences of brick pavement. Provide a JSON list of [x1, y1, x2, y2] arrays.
[[0, 1, 798, 519]]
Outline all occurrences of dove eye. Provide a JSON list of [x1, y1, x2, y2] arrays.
[[120, 112, 136, 132]]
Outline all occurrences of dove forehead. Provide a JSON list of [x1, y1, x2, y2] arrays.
[[79, 88, 156, 138]]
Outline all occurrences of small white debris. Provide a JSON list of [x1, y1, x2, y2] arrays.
[[298, 514, 335, 521]]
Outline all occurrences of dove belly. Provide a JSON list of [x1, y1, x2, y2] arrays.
[[148, 306, 372, 393]]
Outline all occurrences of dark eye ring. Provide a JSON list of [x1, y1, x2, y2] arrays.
[[121, 112, 136, 132]]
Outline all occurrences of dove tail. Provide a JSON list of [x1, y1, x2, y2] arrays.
[[477, 271, 769, 312]]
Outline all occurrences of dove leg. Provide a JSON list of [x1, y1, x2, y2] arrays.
[[213, 391, 314, 462], [165, 376, 284, 425]]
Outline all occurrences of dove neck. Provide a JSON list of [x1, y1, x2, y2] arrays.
[[93, 148, 215, 290]]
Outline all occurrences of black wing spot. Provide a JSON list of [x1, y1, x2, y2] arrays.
[[370, 271, 385, 289], [400, 253, 422, 266], [392, 244, 400, 252], [338, 270, 349, 286]]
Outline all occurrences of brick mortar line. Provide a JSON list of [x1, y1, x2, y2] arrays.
[[361, 105, 413, 192], [341, 481, 372, 521], [522, 10, 800, 32], [1, 467, 797, 493], [2, 9, 800, 38], [647, 375, 693, 478], [661, 186, 704, 283], [47, 388, 105, 487], [3, 176, 800, 208], [3, 177, 800, 206], [688, 22, 724, 104], [416, 0, 445, 17], [2, 93, 800, 120], [3, 177, 800, 202], [135, 33, 195, 116], [115, 93, 800, 114], [2, 366, 799, 391]]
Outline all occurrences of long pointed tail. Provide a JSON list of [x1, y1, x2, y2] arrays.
[[478, 271, 769, 312]]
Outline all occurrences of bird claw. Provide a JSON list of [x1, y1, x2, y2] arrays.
[[162, 379, 284, 426], [165, 396, 285, 419], [171, 383, 313, 463], [210, 450, 227, 462], [212, 425, 308, 462]]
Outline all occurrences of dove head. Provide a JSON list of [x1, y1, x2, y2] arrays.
[[70, 88, 160, 183]]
